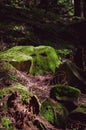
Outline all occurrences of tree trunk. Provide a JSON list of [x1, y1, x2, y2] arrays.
[[74, 0, 81, 16], [74, 47, 84, 69], [83, 0, 86, 17], [74, 0, 86, 18]]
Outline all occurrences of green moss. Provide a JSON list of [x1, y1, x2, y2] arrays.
[[0, 62, 16, 72], [0, 46, 33, 62], [13, 83, 32, 103], [1, 116, 13, 130], [41, 99, 55, 124], [0, 88, 11, 99], [50, 84, 81, 101], [21, 90, 30, 103], [40, 99, 68, 128], [0, 83, 32, 104], [30, 46, 61, 75], [0, 83, 34, 117], [0, 46, 61, 75]]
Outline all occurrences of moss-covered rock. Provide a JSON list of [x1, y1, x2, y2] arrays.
[[0, 46, 60, 75], [50, 84, 81, 101], [40, 98, 68, 129], [0, 46, 33, 73], [0, 82, 41, 129], [0, 82, 32, 99], [51, 60, 86, 93], [50, 84, 81, 111], [0, 82, 40, 114], [0, 83, 32, 120]]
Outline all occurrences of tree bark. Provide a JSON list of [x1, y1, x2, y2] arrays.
[[83, 0, 86, 17], [74, 0, 81, 16]]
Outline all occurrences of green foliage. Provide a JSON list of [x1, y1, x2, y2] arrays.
[[59, 0, 72, 5], [56, 49, 72, 57], [1, 116, 13, 130], [57, 0, 74, 15]]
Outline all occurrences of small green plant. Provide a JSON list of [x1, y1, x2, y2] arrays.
[[56, 49, 72, 57], [21, 91, 30, 103], [7, 73, 18, 81], [0, 87, 11, 99], [1, 116, 13, 130]]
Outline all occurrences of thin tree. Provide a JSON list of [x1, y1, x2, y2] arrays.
[[74, 0, 86, 18], [74, 0, 81, 16]]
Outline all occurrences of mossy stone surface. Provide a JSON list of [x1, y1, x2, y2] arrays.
[[0, 46, 60, 75], [40, 98, 68, 128], [0, 83, 32, 116], [50, 84, 81, 102], [0, 82, 40, 113], [0, 82, 32, 100]]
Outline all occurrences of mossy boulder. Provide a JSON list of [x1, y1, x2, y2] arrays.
[[0, 83, 32, 116], [0, 82, 40, 114], [40, 98, 68, 129], [51, 60, 86, 93], [0, 46, 60, 75], [0, 83, 40, 129], [0, 82, 32, 100], [50, 84, 81, 111]]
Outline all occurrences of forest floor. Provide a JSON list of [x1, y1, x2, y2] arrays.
[[0, 63, 86, 130]]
